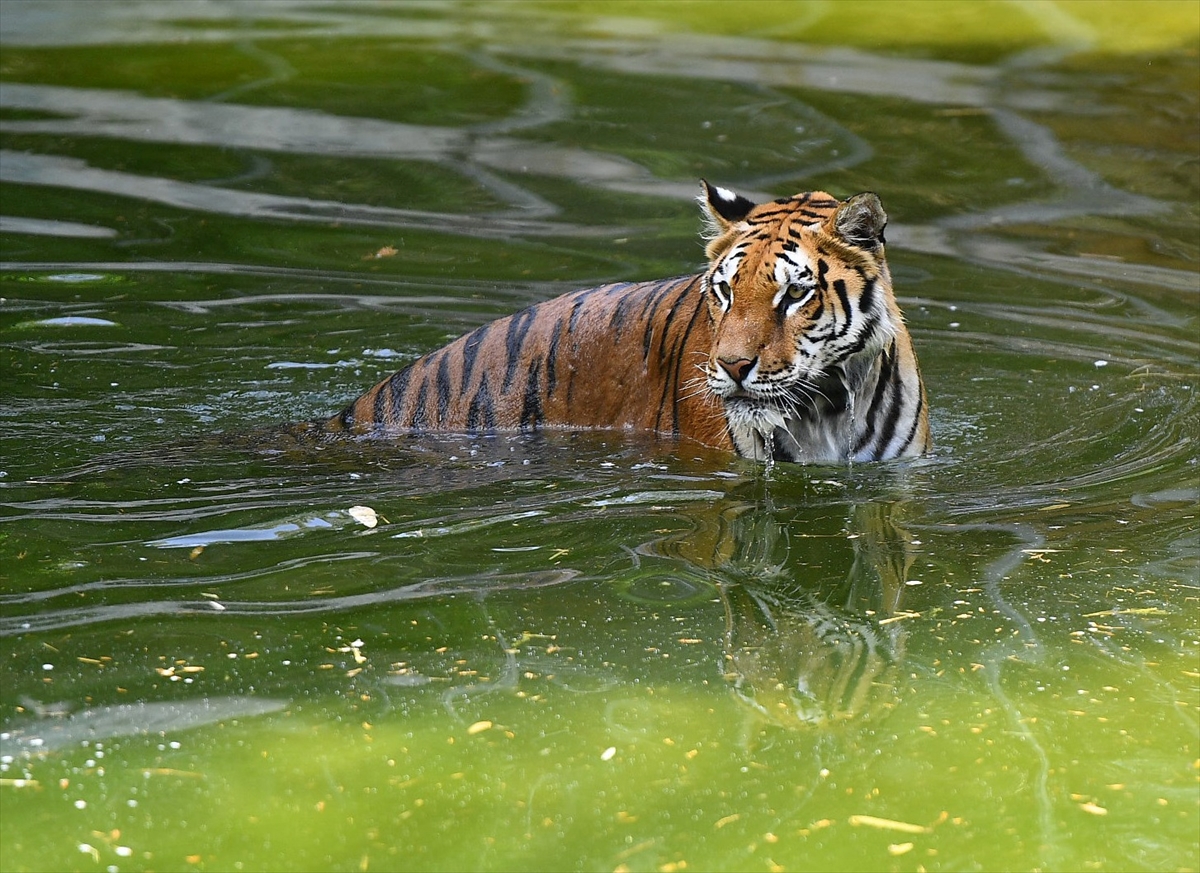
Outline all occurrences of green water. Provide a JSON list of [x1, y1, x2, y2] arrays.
[[1, 2, 1197, 871]]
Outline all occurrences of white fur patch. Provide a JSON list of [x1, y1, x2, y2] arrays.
[[713, 185, 740, 204]]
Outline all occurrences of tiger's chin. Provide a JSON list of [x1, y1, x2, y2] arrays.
[[722, 396, 852, 465]]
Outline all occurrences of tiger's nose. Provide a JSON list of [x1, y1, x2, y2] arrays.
[[718, 357, 756, 385]]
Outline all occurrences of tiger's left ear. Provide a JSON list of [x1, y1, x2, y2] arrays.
[[699, 180, 756, 235], [831, 192, 887, 251]]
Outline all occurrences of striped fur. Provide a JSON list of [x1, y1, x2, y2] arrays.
[[327, 184, 930, 463]]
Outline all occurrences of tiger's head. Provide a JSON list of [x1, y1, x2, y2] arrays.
[[698, 182, 905, 461]]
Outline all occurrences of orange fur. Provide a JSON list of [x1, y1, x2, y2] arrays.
[[327, 186, 930, 463]]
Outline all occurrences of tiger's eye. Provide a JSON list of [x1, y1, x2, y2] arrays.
[[786, 284, 812, 299]]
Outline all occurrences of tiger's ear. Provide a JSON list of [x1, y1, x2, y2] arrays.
[[699, 180, 756, 235], [831, 192, 887, 250]]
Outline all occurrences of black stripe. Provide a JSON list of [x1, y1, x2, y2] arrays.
[[502, 308, 536, 392], [466, 379, 496, 432], [567, 290, 589, 334], [372, 379, 388, 425], [545, 320, 561, 397], [838, 312, 880, 359], [751, 205, 792, 221], [748, 207, 787, 221], [639, 280, 676, 360], [858, 275, 876, 314], [637, 277, 691, 361], [410, 381, 429, 431], [833, 279, 853, 338], [641, 320, 655, 362], [771, 428, 789, 459], [388, 367, 412, 415], [805, 291, 837, 342], [658, 281, 707, 434], [435, 352, 451, 425], [892, 384, 925, 456], [337, 405, 354, 429], [858, 349, 906, 458], [377, 366, 412, 426], [638, 277, 684, 326], [816, 259, 830, 291], [610, 292, 635, 340], [460, 323, 490, 392], [852, 345, 896, 455], [809, 293, 827, 325], [822, 376, 850, 414], [655, 276, 702, 361], [520, 360, 543, 430]]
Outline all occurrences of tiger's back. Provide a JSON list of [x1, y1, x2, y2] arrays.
[[329, 274, 731, 450], [328, 184, 930, 464]]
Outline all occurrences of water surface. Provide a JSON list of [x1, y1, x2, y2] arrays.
[[1, 2, 1197, 871]]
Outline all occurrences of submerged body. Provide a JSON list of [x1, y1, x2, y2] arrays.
[[329, 185, 930, 463]]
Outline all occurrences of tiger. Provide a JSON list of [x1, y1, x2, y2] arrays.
[[326, 182, 930, 463]]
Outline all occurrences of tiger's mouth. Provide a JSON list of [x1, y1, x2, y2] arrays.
[[722, 396, 799, 460], [722, 395, 787, 420], [723, 388, 854, 463]]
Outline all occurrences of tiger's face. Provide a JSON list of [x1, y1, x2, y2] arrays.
[[698, 184, 903, 459]]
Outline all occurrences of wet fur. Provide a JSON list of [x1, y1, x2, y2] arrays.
[[327, 184, 930, 463]]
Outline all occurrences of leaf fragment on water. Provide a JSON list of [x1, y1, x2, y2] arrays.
[[847, 814, 931, 834], [140, 768, 204, 778], [1082, 607, 1168, 618], [888, 842, 915, 855], [1078, 801, 1108, 816], [467, 720, 493, 735], [347, 506, 378, 529], [337, 641, 367, 664]]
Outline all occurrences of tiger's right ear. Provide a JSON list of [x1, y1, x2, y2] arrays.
[[699, 180, 756, 236]]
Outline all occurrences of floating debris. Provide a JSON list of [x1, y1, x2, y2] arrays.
[[847, 814, 931, 834], [347, 505, 379, 529]]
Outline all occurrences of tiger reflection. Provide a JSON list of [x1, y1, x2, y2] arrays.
[[649, 498, 916, 731], [719, 575, 898, 731]]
